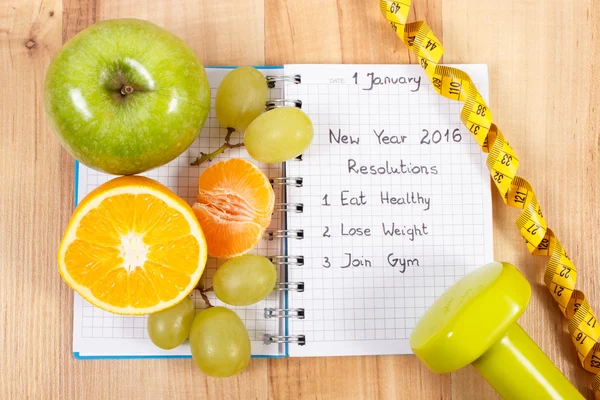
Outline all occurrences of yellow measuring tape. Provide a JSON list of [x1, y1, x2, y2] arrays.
[[379, 0, 600, 395]]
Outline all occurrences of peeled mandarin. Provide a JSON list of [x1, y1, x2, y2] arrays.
[[192, 159, 274, 258]]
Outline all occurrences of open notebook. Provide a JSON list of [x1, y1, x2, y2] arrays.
[[72, 65, 493, 359]]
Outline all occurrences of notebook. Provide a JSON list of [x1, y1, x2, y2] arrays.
[[72, 64, 493, 359]]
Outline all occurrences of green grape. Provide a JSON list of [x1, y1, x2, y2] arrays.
[[244, 107, 314, 163], [189, 306, 251, 377], [213, 254, 277, 306], [147, 296, 195, 350], [215, 67, 268, 132]]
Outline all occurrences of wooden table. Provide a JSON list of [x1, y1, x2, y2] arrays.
[[2, 0, 599, 398]]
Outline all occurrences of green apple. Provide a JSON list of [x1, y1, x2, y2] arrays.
[[44, 19, 210, 175]]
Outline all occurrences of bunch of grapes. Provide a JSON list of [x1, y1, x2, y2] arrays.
[[192, 66, 313, 165], [148, 67, 313, 377], [148, 254, 277, 377]]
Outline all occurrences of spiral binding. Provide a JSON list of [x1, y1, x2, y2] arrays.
[[263, 334, 306, 346], [264, 308, 305, 319], [270, 177, 303, 187], [265, 75, 302, 111], [262, 74, 307, 348], [265, 74, 301, 88], [274, 203, 304, 213], [268, 255, 305, 266], [275, 282, 305, 292], [264, 229, 304, 240], [265, 99, 302, 110]]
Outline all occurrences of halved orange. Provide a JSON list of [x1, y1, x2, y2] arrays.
[[58, 176, 207, 315], [192, 158, 274, 258]]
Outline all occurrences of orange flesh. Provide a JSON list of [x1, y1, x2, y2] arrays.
[[63, 193, 201, 308]]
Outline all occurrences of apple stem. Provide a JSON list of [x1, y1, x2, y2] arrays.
[[120, 85, 134, 96], [191, 127, 244, 166]]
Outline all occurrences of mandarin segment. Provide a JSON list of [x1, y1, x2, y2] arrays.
[[197, 191, 265, 221], [192, 159, 274, 258], [197, 158, 274, 216], [58, 175, 207, 315], [192, 203, 266, 258]]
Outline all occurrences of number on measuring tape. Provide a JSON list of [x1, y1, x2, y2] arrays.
[[513, 190, 527, 204], [449, 81, 461, 96], [560, 266, 571, 278], [526, 222, 539, 236], [537, 238, 549, 250], [389, 2, 401, 14], [554, 285, 564, 297], [425, 40, 437, 51], [493, 172, 504, 183]]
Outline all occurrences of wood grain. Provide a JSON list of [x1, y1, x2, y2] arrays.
[[264, 0, 442, 65], [96, 0, 265, 66], [2, 0, 599, 398], [443, 1, 600, 397], [1, 0, 67, 399]]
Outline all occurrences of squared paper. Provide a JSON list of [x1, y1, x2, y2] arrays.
[[72, 67, 286, 358], [284, 64, 494, 357]]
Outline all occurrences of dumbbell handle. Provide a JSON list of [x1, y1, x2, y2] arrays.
[[472, 323, 584, 399]]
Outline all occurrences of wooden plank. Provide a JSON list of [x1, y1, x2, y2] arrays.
[[443, 0, 600, 398], [265, 0, 442, 65], [63, 0, 96, 41], [96, 0, 265, 66], [0, 0, 66, 398], [268, 356, 451, 399], [264, 1, 448, 399]]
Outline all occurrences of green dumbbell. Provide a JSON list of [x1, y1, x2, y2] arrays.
[[410, 262, 584, 399]]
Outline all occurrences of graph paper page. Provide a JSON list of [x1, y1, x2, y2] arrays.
[[72, 67, 285, 358], [284, 64, 494, 357]]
